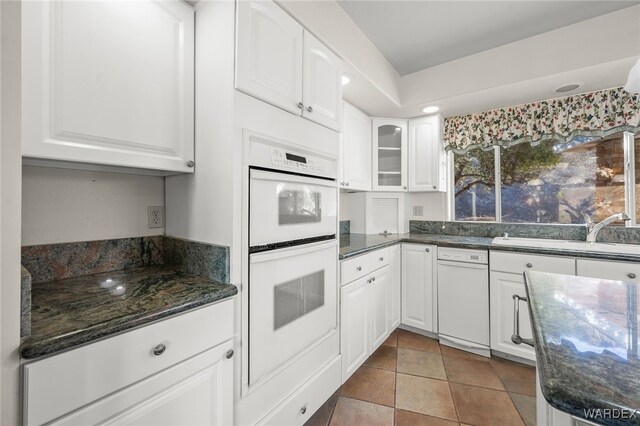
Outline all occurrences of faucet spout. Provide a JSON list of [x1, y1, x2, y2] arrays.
[[586, 212, 630, 243]]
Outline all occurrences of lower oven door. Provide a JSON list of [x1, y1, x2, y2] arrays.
[[249, 239, 337, 386]]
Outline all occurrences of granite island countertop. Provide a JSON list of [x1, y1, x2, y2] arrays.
[[524, 271, 640, 426], [21, 266, 237, 359], [339, 233, 640, 262]]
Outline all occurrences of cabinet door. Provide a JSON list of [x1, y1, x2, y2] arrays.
[[370, 266, 390, 351], [22, 0, 195, 173], [577, 259, 640, 283], [302, 31, 342, 131], [341, 102, 372, 191], [401, 244, 436, 332], [388, 245, 402, 330], [489, 271, 536, 361], [408, 115, 446, 192], [236, 0, 303, 115], [373, 119, 408, 192], [341, 276, 370, 381], [51, 341, 234, 426]]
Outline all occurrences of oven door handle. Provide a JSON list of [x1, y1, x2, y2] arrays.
[[250, 239, 337, 263], [250, 169, 337, 188]]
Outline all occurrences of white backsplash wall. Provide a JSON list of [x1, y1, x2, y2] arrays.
[[407, 192, 449, 221], [22, 166, 165, 246], [339, 192, 352, 221]]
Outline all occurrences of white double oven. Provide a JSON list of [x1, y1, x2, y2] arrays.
[[242, 132, 339, 396]]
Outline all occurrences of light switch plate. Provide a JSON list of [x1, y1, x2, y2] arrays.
[[413, 206, 424, 216], [148, 206, 164, 228]]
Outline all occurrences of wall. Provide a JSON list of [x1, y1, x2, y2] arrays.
[[407, 192, 449, 221], [339, 192, 352, 221], [22, 167, 165, 246]]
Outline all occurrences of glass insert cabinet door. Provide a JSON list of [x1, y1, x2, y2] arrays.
[[373, 119, 408, 191], [248, 240, 338, 386]]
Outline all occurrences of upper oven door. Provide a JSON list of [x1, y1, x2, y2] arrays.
[[249, 169, 337, 248]]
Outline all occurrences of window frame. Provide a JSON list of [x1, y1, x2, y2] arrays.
[[448, 131, 638, 227]]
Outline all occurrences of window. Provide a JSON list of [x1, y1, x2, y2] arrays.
[[452, 132, 638, 225]]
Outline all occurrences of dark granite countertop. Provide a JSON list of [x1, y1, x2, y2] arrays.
[[339, 233, 640, 262], [20, 266, 237, 360], [524, 271, 640, 426]]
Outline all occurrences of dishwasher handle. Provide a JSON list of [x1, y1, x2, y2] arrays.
[[511, 294, 534, 347]]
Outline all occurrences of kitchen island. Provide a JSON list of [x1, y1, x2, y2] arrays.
[[525, 271, 640, 426]]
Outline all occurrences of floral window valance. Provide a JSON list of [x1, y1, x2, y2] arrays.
[[443, 87, 640, 154]]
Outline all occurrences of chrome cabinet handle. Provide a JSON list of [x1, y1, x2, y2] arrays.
[[511, 295, 534, 347], [356, 266, 362, 271], [300, 405, 307, 415], [225, 349, 234, 359], [306, 106, 313, 113], [526, 263, 533, 268], [297, 102, 304, 109], [432, 185, 437, 189], [425, 248, 430, 252], [153, 344, 166, 356], [345, 182, 350, 187], [628, 273, 637, 279], [186, 160, 195, 168], [379, 257, 384, 261], [371, 276, 376, 282], [403, 186, 407, 190]]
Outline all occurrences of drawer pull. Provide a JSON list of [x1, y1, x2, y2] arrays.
[[153, 344, 166, 356], [628, 273, 637, 279], [300, 405, 307, 415], [379, 257, 384, 261], [225, 349, 234, 359], [371, 277, 376, 282], [356, 266, 362, 271], [511, 295, 534, 347], [425, 248, 430, 252], [526, 263, 533, 268]]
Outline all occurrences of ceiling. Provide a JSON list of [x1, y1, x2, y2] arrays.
[[337, 1, 639, 76]]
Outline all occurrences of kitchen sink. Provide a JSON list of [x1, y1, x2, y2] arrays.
[[491, 237, 640, 255]]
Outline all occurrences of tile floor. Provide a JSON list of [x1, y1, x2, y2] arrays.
[[305, 328, 536, 426]]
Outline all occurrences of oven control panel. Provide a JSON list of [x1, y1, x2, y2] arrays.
[[270, 147, 327, 175]]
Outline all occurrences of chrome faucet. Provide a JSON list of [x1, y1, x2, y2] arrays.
[[581, 212, 630, 243]]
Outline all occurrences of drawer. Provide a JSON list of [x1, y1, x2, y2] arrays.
[[24, 299, 234, 426], [259, 356, 341, 425], [341, 254, 371, 285], [490, 251, 575, 275], [370, 247, 390, 271], [577, 259, 640, 283]]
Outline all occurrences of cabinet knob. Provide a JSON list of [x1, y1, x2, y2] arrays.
[[628, 273, 637, 279], [345, 182, 350, 187], [225, 349, 234, 359], [300, 405, 307, 415], [425, 248, 430, 252], [153, 344, 166, 356], [403, 186, 407, 190], [306, 106, 313, 113], [379, 257, 384, 261], [433, 185, 437, 189], [356, 266, 362, 271], [186, 160, 195, 168], [372, 276, 376, 282], [526, 263, 533, 268], [297, 102, 304, 109]]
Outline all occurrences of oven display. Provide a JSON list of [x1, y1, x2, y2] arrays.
[[285, 153, 307, 164]]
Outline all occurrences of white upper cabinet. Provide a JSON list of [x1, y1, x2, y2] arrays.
[[373, 119, 408, 191], [340, 102, 372, 191], [236, 0, 342, 132], [22, 0, 195, 174], [302, 32, 343, 131], [408, 115, 447, 192], [236, 0, 304, 115]]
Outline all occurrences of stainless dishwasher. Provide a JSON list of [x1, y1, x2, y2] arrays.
[[437, 247, 490, 356]]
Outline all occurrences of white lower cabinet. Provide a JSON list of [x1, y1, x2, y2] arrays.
[[401, 244, 437, 333], [340, 247, 399, 381], [23, 300, 234, 426], [490, 252, 575, 361]]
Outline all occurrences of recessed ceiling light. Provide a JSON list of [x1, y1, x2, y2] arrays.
[[341, 73, 353, 86], [422, 106, 439, 114], [553, 82, 584, 93]]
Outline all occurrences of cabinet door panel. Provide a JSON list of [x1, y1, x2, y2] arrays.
[[577, 259, 640, 283], [372, 119, 407, 192], [370, 266, 389, 351], [302, 32, 342, 131], [341, 102, 371, 191], [388, 245, 402, 329], [401, 244, 435, 332], [489, 271, 536, 361], [22, 0, 194, 173], [236, 0, 303, 115], [341, 277, 370, 381], [408, 116, 445, 192]]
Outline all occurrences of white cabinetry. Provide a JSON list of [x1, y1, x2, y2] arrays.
[[490, 251, 575, 361], [340, 102, 371, 191], [401, 244, 437, 333], [236, 0, 342, 131], [340, 247, 397, 381], [22, 0, 195, 174], [373, 119, 408, 191], [388, 245, 402, 330], [408, 115, 447, 192], [23, 300, 234, 426], [576, 258, 640, 283]]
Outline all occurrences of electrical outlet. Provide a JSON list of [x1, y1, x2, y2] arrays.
[[413, 206, 424, 216], [148, 206, 164, 229]]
